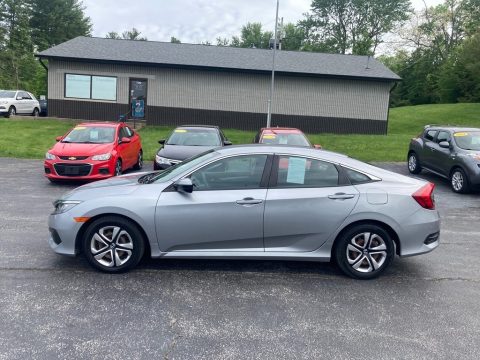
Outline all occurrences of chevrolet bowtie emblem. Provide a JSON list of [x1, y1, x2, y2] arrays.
[[68, 157, 77, 160]]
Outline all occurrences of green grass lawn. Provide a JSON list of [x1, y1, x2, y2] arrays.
[[1, 103, 479, 162]]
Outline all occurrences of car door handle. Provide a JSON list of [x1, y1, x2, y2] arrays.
[[236, 197, 263, 205], [328, 193, 355, 200]]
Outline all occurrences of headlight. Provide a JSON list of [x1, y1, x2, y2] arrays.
[[45, 152, 56, 160], [52, 200, 82, 214], [466, 153, 480, 161], [0, 101, 8, 105], [92, 153, 112, 161], [155, 155, 170, 164]]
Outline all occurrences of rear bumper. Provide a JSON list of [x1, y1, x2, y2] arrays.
[[398, 208, 441, 257]]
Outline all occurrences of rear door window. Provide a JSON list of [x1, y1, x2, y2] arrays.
[[424, 130, 437, 141], [275, 156, 339, 188]]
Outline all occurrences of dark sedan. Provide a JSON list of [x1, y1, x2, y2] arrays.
[[408, 125, 480, 193], [154, 125, 231, 170]]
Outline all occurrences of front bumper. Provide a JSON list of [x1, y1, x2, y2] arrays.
[[44, 159, 115, 181], [48, 213, 83, 256]]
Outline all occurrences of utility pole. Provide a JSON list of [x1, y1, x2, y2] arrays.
[[266, 0, 279, 128]]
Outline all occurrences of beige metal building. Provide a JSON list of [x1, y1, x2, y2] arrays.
[[37, 37, 400, 134]]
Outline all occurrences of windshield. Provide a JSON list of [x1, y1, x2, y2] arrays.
[[454, 131, 480, 151], [260, 133, 311, 147], [62, 126, 116, 144], [0, 91, 16, 98], [146, 150, 217, 184], [166, 128, 221, 146]]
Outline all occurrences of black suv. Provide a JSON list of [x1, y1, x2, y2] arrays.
[[154, 125, 232, 170], [408, 126, 480, 193]]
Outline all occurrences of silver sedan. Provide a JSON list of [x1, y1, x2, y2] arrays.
[[48, 145, 440, 279]]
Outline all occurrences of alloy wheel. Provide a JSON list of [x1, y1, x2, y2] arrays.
[[451, 171, 464, 192], [9, 107, 16, 116], [115, 160, 122, 176], [346, 232, 387, 273], [90, 226, 133, 268], [408, 155, 417, 172]]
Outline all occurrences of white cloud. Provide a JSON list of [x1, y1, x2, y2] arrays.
[[82, 0, 444, 44]]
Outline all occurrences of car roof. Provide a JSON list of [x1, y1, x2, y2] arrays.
[[215, 144, 346, 159], [77, 122, 120, 128], [178, 125, 220, 130], [424, 125, 480, 132], [261, 127, 303, 133]]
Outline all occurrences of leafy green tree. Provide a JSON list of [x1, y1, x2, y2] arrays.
[[231, 22, 273, 49], [300, 0, 411, 55], [105, 28, 147, 41], [170, 36, 181, 43], [29, 0, 92, 51], [281, 23, 304, 51]]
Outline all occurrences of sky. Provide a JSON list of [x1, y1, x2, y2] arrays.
[[83, 0, 444, 45]]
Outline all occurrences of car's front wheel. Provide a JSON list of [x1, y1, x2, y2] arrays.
[[334, 224, 395, 279], [450, 168, 469, 194], [32, 108, 39, 117], [114, 159, 122, 176], [82, 216, 145, 273], [407, 152, 422, 174], [5, 106, 16, 118]]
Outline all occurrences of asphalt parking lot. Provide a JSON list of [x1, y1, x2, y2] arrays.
[[0, 158, 479, 360]]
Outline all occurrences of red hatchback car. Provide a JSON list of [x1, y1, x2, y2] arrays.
[[253, 127, 321, 149], [44, 122, 143, 182]]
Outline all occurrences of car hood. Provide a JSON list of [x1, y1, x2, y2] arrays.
[[158, 144, 217, 161], [50, 142, 114, 157], [59, 172, 168, 201]]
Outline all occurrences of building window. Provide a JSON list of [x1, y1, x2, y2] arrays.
[[65, 74, 117, 101]]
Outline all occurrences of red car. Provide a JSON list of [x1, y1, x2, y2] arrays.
[[253, 127, 321, 149], [44, 122, 143, 182]]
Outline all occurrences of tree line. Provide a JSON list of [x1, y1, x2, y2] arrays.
[[1, 0, 479, 107]]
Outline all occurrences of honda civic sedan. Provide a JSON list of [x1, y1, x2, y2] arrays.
[[48, 145, 440, 279]]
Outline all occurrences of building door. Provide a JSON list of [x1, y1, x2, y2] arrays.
[[129, 79, 147, 119]]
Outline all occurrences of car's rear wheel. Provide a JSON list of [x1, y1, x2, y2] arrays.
[[334, 224, 394, 279], [450, 168, 469, 194], [82, 216, 145, 273], [32, 108, 39, 117], [133, 150, 143, 170], [114, 159, 122, 176], [408, 152, 422, 174]]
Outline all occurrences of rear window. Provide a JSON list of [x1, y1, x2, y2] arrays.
[[344, 168, 373, 184], [260, 133, 310, 147]]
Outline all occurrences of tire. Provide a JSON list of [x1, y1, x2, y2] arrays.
[[114, 159, 122, 176], [32, 108, 39, 117], [133, 150, 143, 170], [450, 168, 469, 194], [82, 216, 145, 273], [407, 152, 422, 174], [5, 106, 15, 118], [334, 224, 395, 280]]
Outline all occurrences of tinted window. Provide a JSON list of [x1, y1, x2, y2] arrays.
[[436, 131, 450, 143], [276, 156, 338, 188], [63, 126, 115, 144], [167, 128, 221, 146], [190, 155, 267, 190], [453, 131, 480, 151], [424, 130, 437, 141], [344, 168, 372, 184]]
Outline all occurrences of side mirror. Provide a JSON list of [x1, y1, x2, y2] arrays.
[[224, 140, 232, 146], [158, 139, 166, 145], [439, 141, 450, 149], [174, 178, 193, 193], [55, 136, 63, 142], [313, 144, 322, 149], [120, 137, 131, 144], [16, 96, 22, 100]]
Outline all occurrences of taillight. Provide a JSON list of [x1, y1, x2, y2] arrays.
[[412, 183, 435, 210]]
